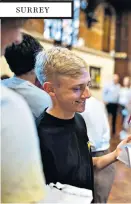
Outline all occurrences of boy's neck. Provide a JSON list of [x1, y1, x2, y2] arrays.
[[46, 107, 75, 120]]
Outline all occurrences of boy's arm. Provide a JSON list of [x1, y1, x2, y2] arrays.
[[92, 136, 131, 169]]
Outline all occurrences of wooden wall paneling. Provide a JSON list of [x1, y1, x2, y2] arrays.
[[115, 59, 129, 83], [79, 9, 103, 50], [23, 19, 44, 34]]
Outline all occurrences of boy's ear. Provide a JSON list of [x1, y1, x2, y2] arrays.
[[43, 82, 55, 97]]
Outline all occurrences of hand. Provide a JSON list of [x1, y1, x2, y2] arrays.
[[115, 135, 131, 158]]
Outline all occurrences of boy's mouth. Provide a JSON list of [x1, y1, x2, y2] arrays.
[[75, 100, 85, 104]]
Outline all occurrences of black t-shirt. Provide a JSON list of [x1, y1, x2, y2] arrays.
[[37, 111, 94, 191]]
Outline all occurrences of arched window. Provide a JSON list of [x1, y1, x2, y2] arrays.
[[44, 0, 81, 48]]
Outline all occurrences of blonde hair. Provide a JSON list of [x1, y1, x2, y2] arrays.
[[35, 47, 89, 84]]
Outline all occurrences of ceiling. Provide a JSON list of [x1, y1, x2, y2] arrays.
[[108, 0, 131, 9], [87, 0, 131, 12]]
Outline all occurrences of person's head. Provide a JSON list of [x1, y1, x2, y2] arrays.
[[35, 47, 91, 117], [123, 76, 130, 88], [4, 33, 43, 84], [1, 19, 27, 56], [113, 74, 119, 84]]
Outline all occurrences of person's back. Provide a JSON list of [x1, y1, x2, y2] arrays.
[[1, 85, 46, 203], [2, 76, 52, 119], [81, 97, 115, 203], [1, 19, 46, 203], [81, 97, 110, 152], [3, 33, 52, 119]]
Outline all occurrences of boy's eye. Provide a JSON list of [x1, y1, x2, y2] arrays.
[[73, 87, 80, 91]]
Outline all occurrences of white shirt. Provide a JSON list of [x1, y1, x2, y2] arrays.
[[80, 97, 110, 152], [103, 82, 121, 103], [1, 85, 45, 203], [127, 90, 131, 113], [119, 87, 131, 106], [2, 76, 52, 119]]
